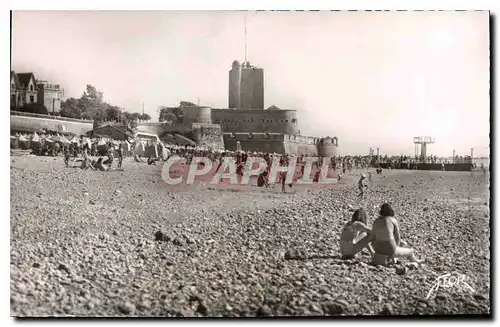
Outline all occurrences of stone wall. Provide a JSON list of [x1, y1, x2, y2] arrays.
[[183, 106, 212, 124], [222, 132, 325, 155], [10, 112, 93, 134], [191, 123, 224, 150]]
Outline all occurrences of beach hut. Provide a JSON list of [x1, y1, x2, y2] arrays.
[[134, 141, 146, 157]]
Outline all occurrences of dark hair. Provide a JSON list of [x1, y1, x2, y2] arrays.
[[351, 208, 368, 225], [379, 203, 395, 217]]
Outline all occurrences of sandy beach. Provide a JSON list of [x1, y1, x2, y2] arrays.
[[10, 155, 490, 316]]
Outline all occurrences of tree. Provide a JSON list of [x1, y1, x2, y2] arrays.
[[162, 112, 178, 123], [60, 97, 83, 118], [140, 113, 151, 122], [179, 101, 197, 107], [105, 104, 121, 122], [131, 112, 141, 121], [158, 104, 184, 123]]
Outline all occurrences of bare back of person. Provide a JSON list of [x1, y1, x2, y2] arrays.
[[372, 216, 398, 256], [372, 214, 421, 263]]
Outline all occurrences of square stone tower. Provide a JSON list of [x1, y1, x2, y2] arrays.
[[228, 60, 264, 110]]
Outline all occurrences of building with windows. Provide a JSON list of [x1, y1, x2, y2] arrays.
[[11, 72, 38, 108], [36, 80, 63, 114], [137, 60, 338, 155], [10, 71, 63, 113]]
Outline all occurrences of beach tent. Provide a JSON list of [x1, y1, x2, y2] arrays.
[[59, 136, 71, 145], [81, 137, 92, 149], [157, 142, 170, 160], [50, 134, 62, 142], [96, 139, 108, 155], [174, 134, 197, 146], [70, 136, 80, 144], [18, 134, 30, 150], [134, 141, 146, 156], [30, 132, 41, 143], [145, 144, 158, 158], [10, 136, 19, 149], [29, 132, 42, 152]]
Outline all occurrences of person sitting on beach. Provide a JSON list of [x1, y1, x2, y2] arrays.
[[257, 171, 269, 188], [103, 149, 114, 168], [313, 170, 320, 183], [95, 157, 110, 171], [134, 155, 144, 163], [147, 157, 156, 165], [371, 203, 422, 265], [339, 208, 374, 260]]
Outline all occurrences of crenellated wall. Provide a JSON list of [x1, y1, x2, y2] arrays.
[[222, 132, 326, 155], [211, 108, 299, 135]]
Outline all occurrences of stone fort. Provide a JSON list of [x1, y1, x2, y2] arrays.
[[138, 60, 338, 156]]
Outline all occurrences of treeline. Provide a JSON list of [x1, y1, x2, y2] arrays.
[[59, 85, 151, 123]]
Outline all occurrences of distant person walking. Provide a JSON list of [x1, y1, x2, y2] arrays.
[[64, 147, 70, 168], [117, 146, 123, 170]]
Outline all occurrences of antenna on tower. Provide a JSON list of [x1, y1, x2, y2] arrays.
[[244, 12, 248, 62]]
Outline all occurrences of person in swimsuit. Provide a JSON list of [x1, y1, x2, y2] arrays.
[[358, 174, 367, 198], [117, 146, 123, 170], [371, 203, 421, 265], [64, 147, 70, 168], [281, 171, 287, 193], [81, 148, 90, 169], [339, 208, 375, 260]]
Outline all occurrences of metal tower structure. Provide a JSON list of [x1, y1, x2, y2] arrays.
[[413, 136, 435, 163]]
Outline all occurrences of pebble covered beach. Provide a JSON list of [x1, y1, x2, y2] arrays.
[[10, 155, 490, 317]]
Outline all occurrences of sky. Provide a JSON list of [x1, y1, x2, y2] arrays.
[[11, 10, 490, 156]]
